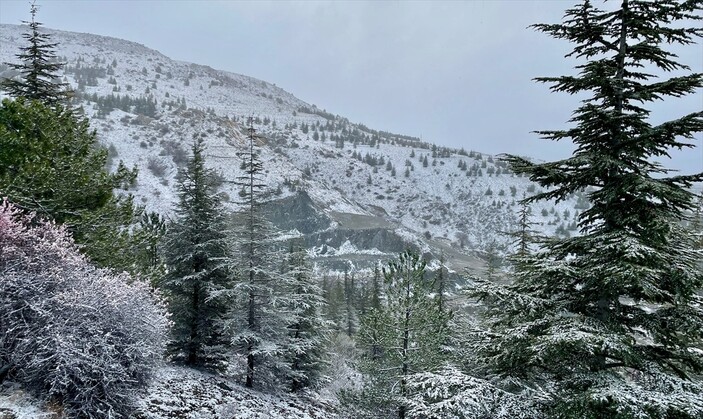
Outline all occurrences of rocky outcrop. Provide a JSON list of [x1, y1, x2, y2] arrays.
[[263, 191, 331, 234]]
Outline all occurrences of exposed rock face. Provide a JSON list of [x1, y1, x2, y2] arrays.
[[307, 228, 409, 255], [263, 192, 412, 271], [263, 191, 331, 234]]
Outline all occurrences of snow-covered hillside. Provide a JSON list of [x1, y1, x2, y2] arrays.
[[0, 24, 585, 273]]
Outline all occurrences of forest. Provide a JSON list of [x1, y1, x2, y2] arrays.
[[1, 1, 702, 418]]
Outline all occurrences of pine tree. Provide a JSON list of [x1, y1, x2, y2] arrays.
[[434, 253, 449, 319], [230, 120, 290, 389], [356, 251, 451, 418], [0, 98, 152, 275], [471, 1, 703, 416], [1, 2, 70, 106], [327, 278, 347, 332], [484, 240, 501, 280], [160, 138, 233, 372], [506, 199, 538, 273], [281, 242, 329, 392], [371, 262, 383, 312], [343, 269, 358, 337]]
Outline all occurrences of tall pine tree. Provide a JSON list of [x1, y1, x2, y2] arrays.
[[1, 2, 70, 106], [471, 1, 703, 417], [230, 120, 291, 389], [161, 138, 233, 372]]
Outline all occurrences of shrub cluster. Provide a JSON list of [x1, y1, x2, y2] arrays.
[[0, 199, 169, 418]]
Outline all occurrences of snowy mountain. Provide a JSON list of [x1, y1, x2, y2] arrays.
[[0, 24, 585, 275]]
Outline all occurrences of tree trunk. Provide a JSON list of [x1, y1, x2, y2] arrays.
[[245, 283, 256, 388], [188, 283, 199, 365], [0, 363, 12, 384], [399, 271, 411, 419]]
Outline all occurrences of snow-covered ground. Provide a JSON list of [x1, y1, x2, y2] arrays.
[[0, 365, 338, 418]]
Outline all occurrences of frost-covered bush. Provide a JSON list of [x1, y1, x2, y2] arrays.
[[406, 366, 544, 419], [0, 199, 169, 418]]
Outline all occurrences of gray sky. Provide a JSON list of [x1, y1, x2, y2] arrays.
[[1, 0, 701, 174]]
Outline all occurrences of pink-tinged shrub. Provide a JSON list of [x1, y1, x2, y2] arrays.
[[0, 199, 169, 418]]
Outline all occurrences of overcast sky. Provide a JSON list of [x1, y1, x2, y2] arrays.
[[1, 0, 701, 174]]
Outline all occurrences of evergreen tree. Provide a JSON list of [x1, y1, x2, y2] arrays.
[[0, 98, 152, 275], [434, 253, 449, 318], [471, 1, 703, 417], [363, 262, 385, 361], [327, 278, 347, 332], [343, 269, 359, 337], [484, 240, 501, 280], [281, 242, 329, 392], [371, 262, 383, 311], [1, 2, 70, 106], [355, 252, 451, 418], [506, 199, 538, 273], [230, 120, 291, 389], [160, 138, 233, 372], [133, 211, 168, 283]]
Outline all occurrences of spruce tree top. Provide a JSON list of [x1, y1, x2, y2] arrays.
[[1, 2, 71, 106], [508, 0, 703, 284]]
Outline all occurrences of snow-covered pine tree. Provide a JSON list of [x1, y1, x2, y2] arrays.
[[1, 2, 70, 106], [434, 254, 448, 316], [504, 199, 539, 275], [230, 119, 290, 389], [321, 274, 347, 332], [484, 240, 501, 280], [354, 251, 451, 419], [371, 262, 383, 311], [471, 1, 703, 417], [161, 138, 233, 372], [343, 269, 359, 337], [281, 241, 329, 392]]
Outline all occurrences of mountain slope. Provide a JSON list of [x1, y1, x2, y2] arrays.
[[0, 24, 584, 274]]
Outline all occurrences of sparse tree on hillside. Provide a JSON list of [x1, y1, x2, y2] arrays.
[[471, 1, 703, 416], [161, 138, 233, 372], [1, 2, 70, 106]]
